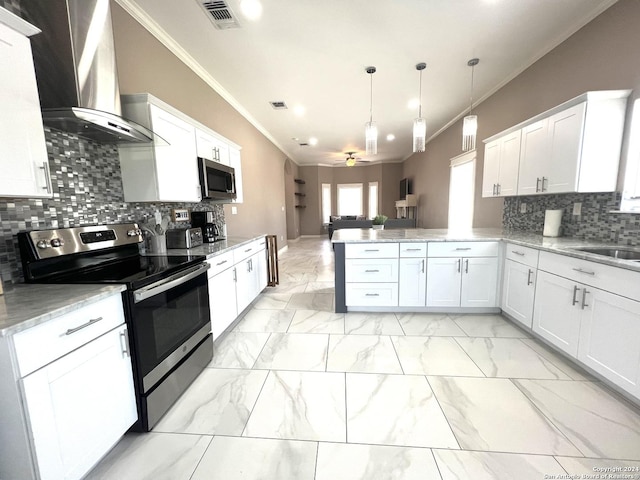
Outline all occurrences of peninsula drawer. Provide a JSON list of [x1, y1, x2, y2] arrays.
[[505, 243, 540, 268], [233, 239, 263, 263], [12, 293, 126, 377], [345, 243, 399, 259], [345, 283, 398, 307], [207, 251, 235, 276], [428, 241, 499, 258], [345, 259, 398, 283], [399, 243, 427, 258], [538, 251, 640, 301]]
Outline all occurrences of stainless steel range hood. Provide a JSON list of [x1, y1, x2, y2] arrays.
[[21, 0, 157, 144]]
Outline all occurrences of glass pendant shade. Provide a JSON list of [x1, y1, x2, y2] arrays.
[[413, 117, 426, 153], [365, 121, 378, 155], [346, 157, 356, 167], [462, 114, 477, 151]]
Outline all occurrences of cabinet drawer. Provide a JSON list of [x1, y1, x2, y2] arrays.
[[207, 250, 235, 276], [505, 243, 540, 268], [13, 294, 125, 377], [428, 241, 499, 257], [233, 238, 264, 264], [399, 243, 427, 258], [538, 251, 640, 302], [346, 283, 398, 307], [346, 259, 398, 283], [345, 243, 398, 259]]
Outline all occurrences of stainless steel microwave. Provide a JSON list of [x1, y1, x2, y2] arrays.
[[198, 157, 237, 200]]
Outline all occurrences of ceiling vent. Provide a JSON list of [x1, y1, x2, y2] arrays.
[[270, 101, 288, 110], [198, 1, 241, 30]]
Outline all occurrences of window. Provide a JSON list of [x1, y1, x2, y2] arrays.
[[448, 151, 476, 231], [368, 182, 378, 219], [337, 183, 363, 216], [321, 183, 331, 223]]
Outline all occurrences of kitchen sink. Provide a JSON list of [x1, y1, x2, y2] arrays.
[[572, 246, 640, 261]]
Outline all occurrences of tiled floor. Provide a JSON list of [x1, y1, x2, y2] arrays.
[[87, 237, 640, 480]]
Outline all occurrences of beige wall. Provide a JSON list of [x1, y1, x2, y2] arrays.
[[111, 3, 289, 244], [404, 0, 640, 228]]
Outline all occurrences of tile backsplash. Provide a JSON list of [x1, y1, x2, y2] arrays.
[[0, 128, 224, 287], [503, 192, 640, 245]]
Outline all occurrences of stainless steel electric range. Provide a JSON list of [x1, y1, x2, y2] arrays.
[[18, 223, 212, 431]]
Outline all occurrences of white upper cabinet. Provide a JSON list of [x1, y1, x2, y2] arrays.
[[517, 119, 549, 195], [482, 129, 521, 197], [0, 11, 52, 199], [196, 128, 230, 165], [229, 146, 244, 203]]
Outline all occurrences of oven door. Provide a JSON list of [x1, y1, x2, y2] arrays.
[[130, 263, 211, 393]]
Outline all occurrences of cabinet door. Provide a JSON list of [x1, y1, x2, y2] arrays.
[[229, 147, 243, 203], [0, 23, 51, 198], [235, 260, 254, 314], [209, 267, 238, 341], [461, 257, 498, 308], [21, 326, 136, 480], [399, 257, 427, 307], [496, 129, 522, 196], [546, 102, 586, 194], [482, 139, 500, 197], [533, 271, 582, 357], [149, 105, 200, 202], [578, 288, 640, 397], [502, 259, 536, 328], [517, 119, 548, 195], [195, 128, 217, 161], [426, 257, 461, 307]]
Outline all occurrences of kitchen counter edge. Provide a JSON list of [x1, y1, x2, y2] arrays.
[[166, 234, 267, 258]]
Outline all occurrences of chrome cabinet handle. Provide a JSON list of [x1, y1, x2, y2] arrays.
[[457, 259, 461, 273], [65, 317, 103, 335], [527, 269, 533, 286], [120, 329, 131, 357], [405, 248, 421, 251], [364, 269, 379, 273], [572, 285, 580, 306], [233, 267, 237, 281], [464, 259, 469, 274], [581, 289, 590, 309], [536, 177, 541, 193], [364, 249, 379, 252], [216, 260, 228, 266], [497, 183, 501, 195], [365, 293, 380, 297], [492, 184, 497, 196], [572, 267, 595, 276], [40, 162, 52, 193], [512, 250, 525, 256], [455, 247, 471, 251], [421, 259, 425, 273], [542, 177, 548, 192], [245, 248, 253, 253]]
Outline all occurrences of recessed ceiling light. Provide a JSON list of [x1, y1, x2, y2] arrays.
[[293, 105, 305, 116], [386, 134, 395, 141], [408, 99, 420, 110], [309, 137, 318, 146], [240, 0, 262, 20]]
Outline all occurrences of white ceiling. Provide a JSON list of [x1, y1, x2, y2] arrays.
[[116, 0, 616, 166]]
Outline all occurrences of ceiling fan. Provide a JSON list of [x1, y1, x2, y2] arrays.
[[340, 151, 371, 167]]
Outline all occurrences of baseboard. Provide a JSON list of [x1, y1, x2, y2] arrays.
[[278, 245, 288, 255]]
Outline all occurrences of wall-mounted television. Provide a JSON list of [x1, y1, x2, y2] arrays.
[[399, 178, 413, 200]]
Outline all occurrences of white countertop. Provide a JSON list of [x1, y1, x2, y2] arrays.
[[0, 284, 126, 337], [165, 235, 266, 258], [331, 228, 640, 272]]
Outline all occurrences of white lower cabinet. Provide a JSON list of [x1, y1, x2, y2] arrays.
[[399, 257, 427, 306], [345, 283, 398, 307], [426, 256, 498, 308], [502, 259, 537, 328], [208, 266, 238, 341], [345, 243, 399, 307], [426, 257, 462, 307]]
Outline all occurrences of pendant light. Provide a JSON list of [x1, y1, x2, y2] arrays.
[[413, 62, 427, 153], [365, 66, 378, 156], [462, 58, 479, 152]]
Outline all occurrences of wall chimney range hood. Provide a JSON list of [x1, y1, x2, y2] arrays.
[[22, 0, 158, 144]]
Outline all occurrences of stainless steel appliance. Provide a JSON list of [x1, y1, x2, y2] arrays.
[[191, 211, 224, 243], [198, 157, 237, 200], [18, 223, 212, 431], [166, 227, 203, 249]]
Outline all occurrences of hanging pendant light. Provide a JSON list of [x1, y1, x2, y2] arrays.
[[365, 66, 378, 156], [462, 58, 479, 152], [413, 62, 427, 153]]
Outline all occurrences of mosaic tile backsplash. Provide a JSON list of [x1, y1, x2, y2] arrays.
[[503, 192, 640, 245], [0, 128, 225, 287]]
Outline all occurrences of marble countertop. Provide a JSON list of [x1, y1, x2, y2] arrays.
[[331, 228, 640, 273], [0, 284, 126, 337], [165, 234, 266, 258]]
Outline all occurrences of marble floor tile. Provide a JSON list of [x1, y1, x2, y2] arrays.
[[154, 369, 268, 435], [392, 336, 484, 376], [327, 335, 403, 374], [514, 379, 640, 460], [84, 432, 211, 480], [244, 370, 346, 442], [344, 312, 405, 335], [520, 338, 595, 381], [315, 269, 336, 282], [433, 449, 566, 480], [315, 442, 441, 480], [305, 281, 335, 293], [455, 337, 571, 379], [209, 332, 270, 368], [252, 293, 292, 310], [234, 308, 295, 333], [396, 313, 468, 336], [555, 456, 640, 476], [287, 292, 334, 311], [288, 310, 345, 334], [191, 436, 317, 480], [451, 314, 531, 338], [346, 373, 459, 448], [427, 376, 581, 456], [264, 282, 308, 294], [254, 333, 328, 371], [279, 272, 318, 284]]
